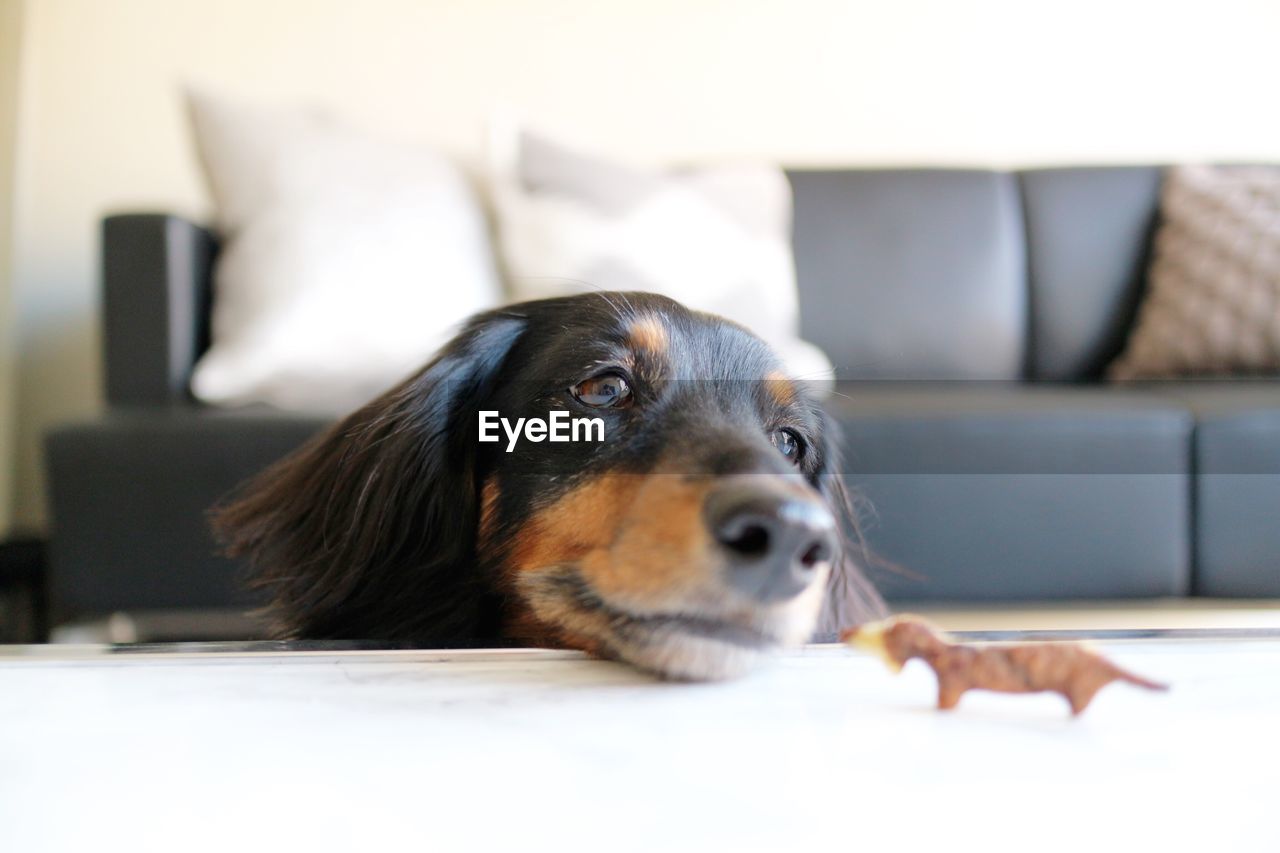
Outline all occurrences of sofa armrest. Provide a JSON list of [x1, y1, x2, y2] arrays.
[[45, 409, 330, 619], [102, 214, 218, 406]]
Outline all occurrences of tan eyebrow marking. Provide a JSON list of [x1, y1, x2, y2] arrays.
[[765, 370, 796, 407], [625, 314, 669, 356]]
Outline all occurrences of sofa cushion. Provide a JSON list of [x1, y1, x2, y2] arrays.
[[186, 90, 502, 413], [495, 128, 832, 387], [45, 408, 329, 616], [1130, 382, 1280, 596], [788, 170, 1026, 381], [1020, 167, 1163, 380], [826, 385, 1192, 601]]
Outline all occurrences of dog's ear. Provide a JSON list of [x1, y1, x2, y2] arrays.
[[212, 312, 526, 641], [812, 411, 889, 639]]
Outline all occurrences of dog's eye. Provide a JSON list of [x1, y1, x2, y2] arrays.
[[571, 373, 632, 408], [771, 428, 803, 463]]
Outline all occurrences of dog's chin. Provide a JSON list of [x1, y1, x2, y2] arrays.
[[612, 623, 778, 681], [518, 566, 827, 681]]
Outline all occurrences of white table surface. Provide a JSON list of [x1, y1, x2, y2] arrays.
[[2, 639, 1277, 853]]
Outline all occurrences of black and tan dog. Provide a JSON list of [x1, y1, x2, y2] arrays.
[[214, 292, 884, 680]]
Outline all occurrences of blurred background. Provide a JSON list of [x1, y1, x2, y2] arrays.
[[2, 0, 1280, 642]]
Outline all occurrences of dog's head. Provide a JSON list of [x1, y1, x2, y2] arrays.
[[214, 292, 884, 680]]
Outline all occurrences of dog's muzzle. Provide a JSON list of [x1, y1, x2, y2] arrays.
[[704, 482, 837, 604]]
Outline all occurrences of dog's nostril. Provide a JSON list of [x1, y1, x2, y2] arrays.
[[705, 483, 838, 603], [798, 540, 830, 569], [719, 521, 771, 558]]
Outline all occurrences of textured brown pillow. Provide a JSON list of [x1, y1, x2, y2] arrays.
[[1109, 165, 1280, 380]]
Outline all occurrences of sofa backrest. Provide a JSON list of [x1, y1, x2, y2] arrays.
[[102, 167, 1167, 407], [789, 169, 1028, 381], [787, 166, 1164, 382], [1018, 167, 1162, 380]]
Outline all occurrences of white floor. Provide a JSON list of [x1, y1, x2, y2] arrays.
[[2, 636, 1277, 853]]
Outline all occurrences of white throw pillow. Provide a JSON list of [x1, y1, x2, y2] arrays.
[[187, 91, 502, 413], [491, 126, 833, 388]]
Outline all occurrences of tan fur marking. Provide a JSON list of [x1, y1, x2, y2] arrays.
[[509, 472, 722, 610], [503, 472, 650, 649], [626, 315, 669, 356], [508, 473, 646, 574], [764, 371, 796, 407], [580, 475, 713, 608]]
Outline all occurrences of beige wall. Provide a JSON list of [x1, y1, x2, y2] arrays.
[[0, 0, 25, 537], [5, 0, 1280, 530]]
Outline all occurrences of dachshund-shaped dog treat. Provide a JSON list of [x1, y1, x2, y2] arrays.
[[842, 615, 1168, 716]]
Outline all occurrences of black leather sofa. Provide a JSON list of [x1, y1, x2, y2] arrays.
[[46, 166, 1280, 627]]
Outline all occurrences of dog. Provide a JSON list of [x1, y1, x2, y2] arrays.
[[213, 292, 885, 680]]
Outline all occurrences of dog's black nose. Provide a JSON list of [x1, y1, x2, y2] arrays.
[[704, 484, 838, 603]]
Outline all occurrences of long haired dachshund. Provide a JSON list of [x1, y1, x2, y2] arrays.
[[213, 292, 884, 680]]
